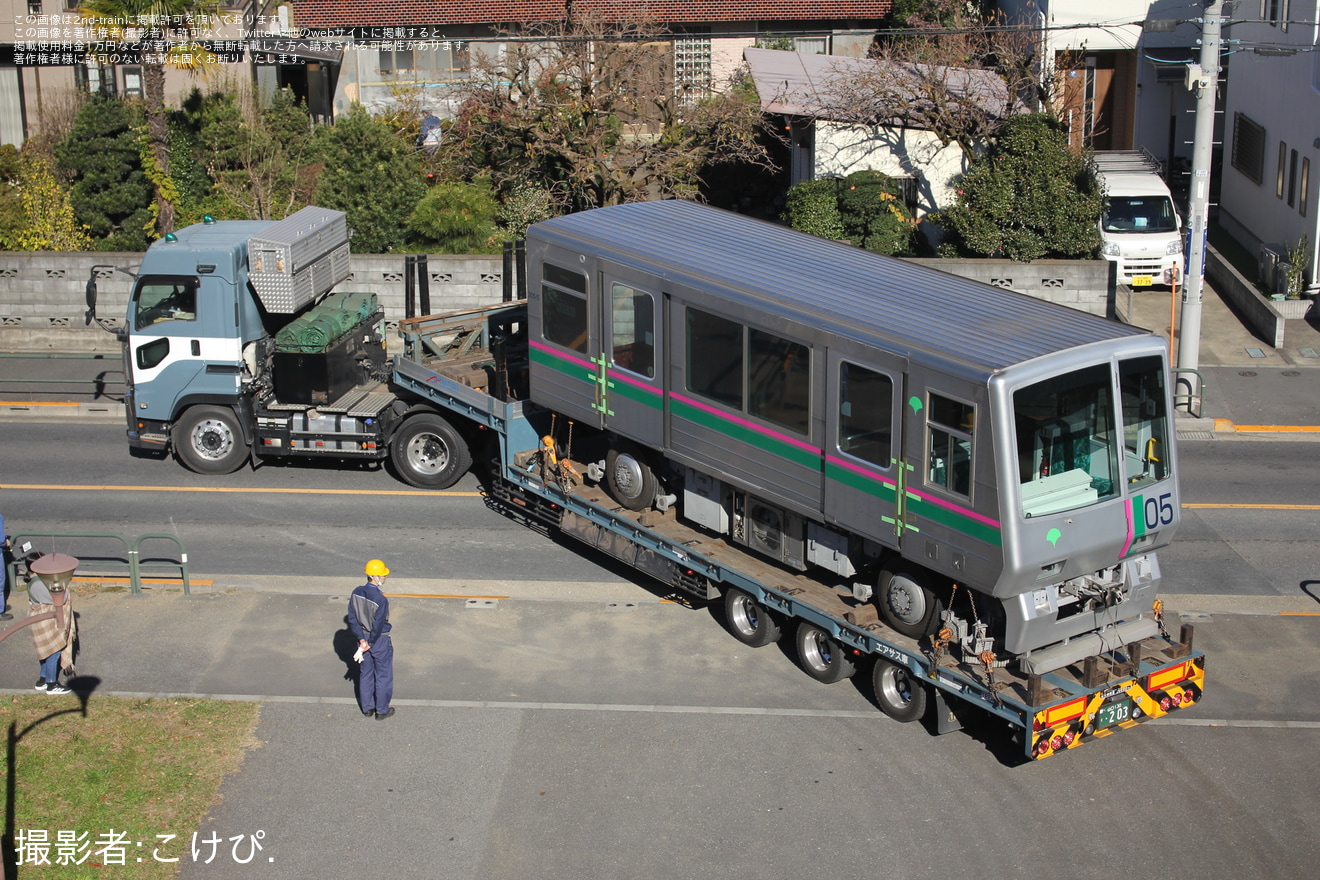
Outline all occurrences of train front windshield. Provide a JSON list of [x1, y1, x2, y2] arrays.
[[1013, 356, 1171, 518]]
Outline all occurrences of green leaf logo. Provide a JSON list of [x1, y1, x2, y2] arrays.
[[908, 396, 923, 413], [1046, 528, 1061, 547]]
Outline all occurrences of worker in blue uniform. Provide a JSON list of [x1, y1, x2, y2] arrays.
[[348, 558, 394, 720]]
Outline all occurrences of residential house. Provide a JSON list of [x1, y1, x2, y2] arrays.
[[995, 0, 1205, 175], [2, 0, 287, 146], [1217, 2, 1320, 292], [743, 47, 1016, 222], [286, 1, 894, 120]]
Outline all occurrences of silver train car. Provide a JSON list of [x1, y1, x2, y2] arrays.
[[524, 200, 1179, 673]]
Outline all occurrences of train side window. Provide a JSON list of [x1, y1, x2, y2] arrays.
[[927, 393, 974, 497], [610, 283, 654, 378], [838, 362, 893, 467], [686, 307, 743, 409], [748, 328, 810, 435], [540, 264, 589, 354]]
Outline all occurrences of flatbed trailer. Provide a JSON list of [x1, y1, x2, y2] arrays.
[[394, 301, 1205, 762]]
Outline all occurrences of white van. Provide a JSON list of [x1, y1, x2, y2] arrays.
[[1093, 151, 1183, 287]]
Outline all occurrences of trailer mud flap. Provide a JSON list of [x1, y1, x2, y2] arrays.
[[561, 511, 679, 588]]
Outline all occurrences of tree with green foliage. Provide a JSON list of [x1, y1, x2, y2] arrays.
[[782, 170, 917, 255], [407, 179, 502, 254], [54, 96, 154, 251], [939, 114, 1101, 261], [7, 151, 92, 251], [781, 179, 846, 241], [309, 104, 426, 253], [0, 144, 23, 248], [185, 85, 315, 221], [78, 0, 223, 234]]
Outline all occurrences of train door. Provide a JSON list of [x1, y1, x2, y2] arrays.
[[527, 258, 604, 428], [823, 349, 908, 549], [598, 261, 664, 445]]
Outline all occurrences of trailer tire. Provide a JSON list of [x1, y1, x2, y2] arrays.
[[605, 446, 656, 511], [795, 622, 856, 684], [876, 566, 944, 639], [175, 405, 247, 475], [872, 657, 928, 723], [392, 413, 471, 489], [724, 588, 781, 648]]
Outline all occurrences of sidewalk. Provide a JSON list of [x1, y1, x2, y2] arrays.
[[1125, 282, 1320, 431]]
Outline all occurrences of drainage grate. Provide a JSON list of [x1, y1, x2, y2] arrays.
[[1246, 348, 1266, 358], [1301, 348, 1317, 358], [1177, 429, 1216, 441]]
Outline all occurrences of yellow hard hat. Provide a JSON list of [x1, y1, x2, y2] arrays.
[[364, 559, 390, 577]]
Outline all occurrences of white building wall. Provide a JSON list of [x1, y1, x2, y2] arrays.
[[1219, 6, 1320, 283], [814, 122, 969, 216]]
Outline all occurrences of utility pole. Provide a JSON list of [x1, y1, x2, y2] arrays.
[[1175, 0, 1225, 412]]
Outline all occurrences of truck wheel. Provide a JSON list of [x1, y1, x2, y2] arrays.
[[175, 405, 247, 475], [392, 413, 472, 489], [876, 566, 944, 639], [872, 657, 928, 723], [795, 621, 856, 684], [605, 446, 656, 511], [724, 588, 781, 647]]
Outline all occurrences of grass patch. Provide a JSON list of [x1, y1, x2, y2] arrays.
[[2, 696, 259, 877]]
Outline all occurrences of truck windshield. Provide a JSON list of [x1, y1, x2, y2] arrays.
[[1102, 196, 1178, 234], [1013, 364, 1121, 518]]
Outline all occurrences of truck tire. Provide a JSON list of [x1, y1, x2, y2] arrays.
[[605, 446, 656, 511], [724, 588, 782, 648], [795, 621, 856, 684], [876, 566, 944, 639], [872, 657, 928, 723], [392, 413, 472, 489], [175, 405, 247, 475]]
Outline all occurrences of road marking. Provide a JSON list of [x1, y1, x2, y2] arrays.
[[6, 690, 1317, 729], [0, 482, 481, 497]]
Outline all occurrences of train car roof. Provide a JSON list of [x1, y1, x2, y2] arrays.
[[529, 200, 1149, 379]]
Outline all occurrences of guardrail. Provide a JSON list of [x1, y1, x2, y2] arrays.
[[7, 532, 191, 596], [1172, 368, 1205, 419]]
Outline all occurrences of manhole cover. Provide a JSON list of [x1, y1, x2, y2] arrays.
[[1238, 370, 1258, 377], [1282, 370, 1301, 377]]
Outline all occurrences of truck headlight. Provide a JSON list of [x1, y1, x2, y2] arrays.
[[1102, 241, 1121, 256], [1166, 239, 1183, 255]]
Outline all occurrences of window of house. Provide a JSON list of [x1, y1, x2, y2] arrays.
[[1278, 141, 1288, 198], [540, 264, 588, 354], [927, 394, 975, 497], [379, 48, 414, 75], [1289, 148, 1299, 207], [674, 31, 712, 101], [838, 362, 894, 468], [1232, 112, 1266, 185], [122, 68, 143, 99], [1301, 158, 1310, 216]]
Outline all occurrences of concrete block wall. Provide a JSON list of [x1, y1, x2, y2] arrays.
[[0, 250, 1119, 351], [0, 251, 507, 352]]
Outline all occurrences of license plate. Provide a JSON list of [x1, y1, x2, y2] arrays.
[[1131, 275, 1153, 287], [1095, 698, 1134, 729]]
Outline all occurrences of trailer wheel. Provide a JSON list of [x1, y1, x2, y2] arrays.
[[392, 413, 472, 489], [175, 405, 247, 475], [872, 657, 928, 723], [795, 622, 856, 684], [876, 566, 944, 639], [724, 589, 782, 648], [605, 446, 656, 511]]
